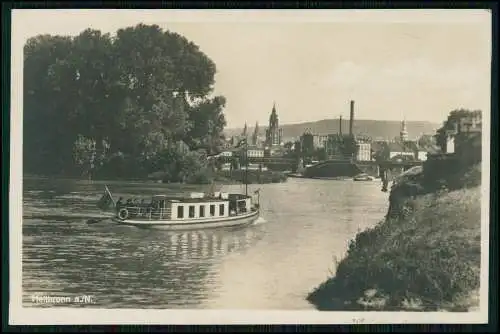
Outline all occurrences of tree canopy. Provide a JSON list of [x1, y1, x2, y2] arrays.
[[24, 24, 227, 181], [434, 109, 481, 152]]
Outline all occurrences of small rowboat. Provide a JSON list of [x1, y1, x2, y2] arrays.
[[97, 186, 261, 231], [353, 173, 375, 181]]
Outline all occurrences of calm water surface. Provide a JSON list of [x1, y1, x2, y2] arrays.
[[22, 177, 389, 309]]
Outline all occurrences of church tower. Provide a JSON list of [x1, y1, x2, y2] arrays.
[[242, 122, 248, 139], [252, 121, 259, 146], [265, 102, 282, 147], [400, 119, 408, 142]]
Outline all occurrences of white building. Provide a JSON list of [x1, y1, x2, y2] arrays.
[[389, 151, 415, 159], [242, 163, 268, 171], [417, 151, 428, 161], [313, 135, 329, 149], [220, 163, 232, 171], [247, 148, 265, 158], [386, 142, 417, 160], [356, 143, 372, 161], [446, 136, 455, 154]]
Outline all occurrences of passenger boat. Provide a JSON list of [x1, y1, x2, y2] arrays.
[[97, 186, 261, 231], [95, 138, 261, 230]]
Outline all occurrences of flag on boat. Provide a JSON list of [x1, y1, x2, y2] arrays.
[[97, 185, 115, 211], [235, 137, 247, 148]]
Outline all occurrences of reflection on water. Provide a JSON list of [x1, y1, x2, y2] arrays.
[[22, 177, 389, 309]]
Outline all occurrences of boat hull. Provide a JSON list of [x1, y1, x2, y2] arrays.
[[111, 209, 260, 231]]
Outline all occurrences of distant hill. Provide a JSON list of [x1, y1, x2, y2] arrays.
[[224, 119, 441, 142]]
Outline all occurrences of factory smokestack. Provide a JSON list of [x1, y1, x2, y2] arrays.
[[349, 100, 355, 136], [339, 115, 343, 136]]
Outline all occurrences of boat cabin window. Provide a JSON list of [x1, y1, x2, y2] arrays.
[[200, 205, 205, 218], [219, 204, 225, 216], [159, 200, 165, 209], [177, 206, 184, 218], [189, 205, 195, 218], [210, 205, 215, 216]]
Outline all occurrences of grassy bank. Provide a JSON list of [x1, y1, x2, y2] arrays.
[[307, 163, 482, 311]]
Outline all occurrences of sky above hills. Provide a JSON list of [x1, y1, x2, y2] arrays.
[[13, 9, 491, 128]]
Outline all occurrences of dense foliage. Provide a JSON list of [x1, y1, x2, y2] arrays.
[[24, 24, 227, 181], [434, 109, 481, 151]]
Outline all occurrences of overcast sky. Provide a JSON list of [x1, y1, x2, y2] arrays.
[[12, 9, 491, 128]]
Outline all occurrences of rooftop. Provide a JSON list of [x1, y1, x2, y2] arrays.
[[387, 141, 419, 152]]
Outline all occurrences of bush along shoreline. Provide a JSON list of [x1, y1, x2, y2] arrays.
[[307, 155, 482, 311]]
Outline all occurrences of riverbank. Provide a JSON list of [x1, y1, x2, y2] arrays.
[[307, 161, 482, 311], [23, 170, 288, 186], [216, 170, 288, 184]]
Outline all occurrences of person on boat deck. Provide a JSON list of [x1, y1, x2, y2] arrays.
[[115, 197, 124, 212], [126, 198, 133, 206]]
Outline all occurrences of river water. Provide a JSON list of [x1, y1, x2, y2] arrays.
[[21, 177, 389, 309]]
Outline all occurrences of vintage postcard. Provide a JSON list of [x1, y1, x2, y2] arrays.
[[9, 9, 492, 325]]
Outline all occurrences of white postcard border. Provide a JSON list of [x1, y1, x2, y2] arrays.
[[9, 9, 492, 325]]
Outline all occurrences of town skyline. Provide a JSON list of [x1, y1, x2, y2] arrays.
[[222, 107, 442, 144], [223, 106, 442, 130], [13, 9, 491, 128]]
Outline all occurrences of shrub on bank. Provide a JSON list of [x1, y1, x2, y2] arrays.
[[185, 168, 215, 185], [421, 155, 481, 192]]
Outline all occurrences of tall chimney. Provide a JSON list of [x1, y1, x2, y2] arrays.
[[339, 115, 343, 136], [349, 100, 354, 136]]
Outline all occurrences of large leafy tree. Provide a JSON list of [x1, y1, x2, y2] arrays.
[[185, 95, 227, 154], [24, 35, 76, 175], [23, 24, 227, 180], [69, 29, 117, 175]]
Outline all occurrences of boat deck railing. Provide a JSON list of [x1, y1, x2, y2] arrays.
[[119, 206, 171, 221]]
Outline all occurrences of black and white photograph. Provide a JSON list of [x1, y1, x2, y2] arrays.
[[9, 9, 492, 325]]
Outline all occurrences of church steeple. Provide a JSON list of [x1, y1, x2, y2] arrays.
[[242, 122, 248, 138], [266, 101, 282, 147], [400, 118, 408, 142], [269, 101, 278, 128], [252, 121, 259, 145]]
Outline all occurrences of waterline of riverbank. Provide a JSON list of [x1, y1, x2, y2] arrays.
[[25, 170, 290, 186], [307, 164, 482, 312]]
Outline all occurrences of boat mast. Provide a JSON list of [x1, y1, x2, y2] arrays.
[[245, 138, 248, 196]]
